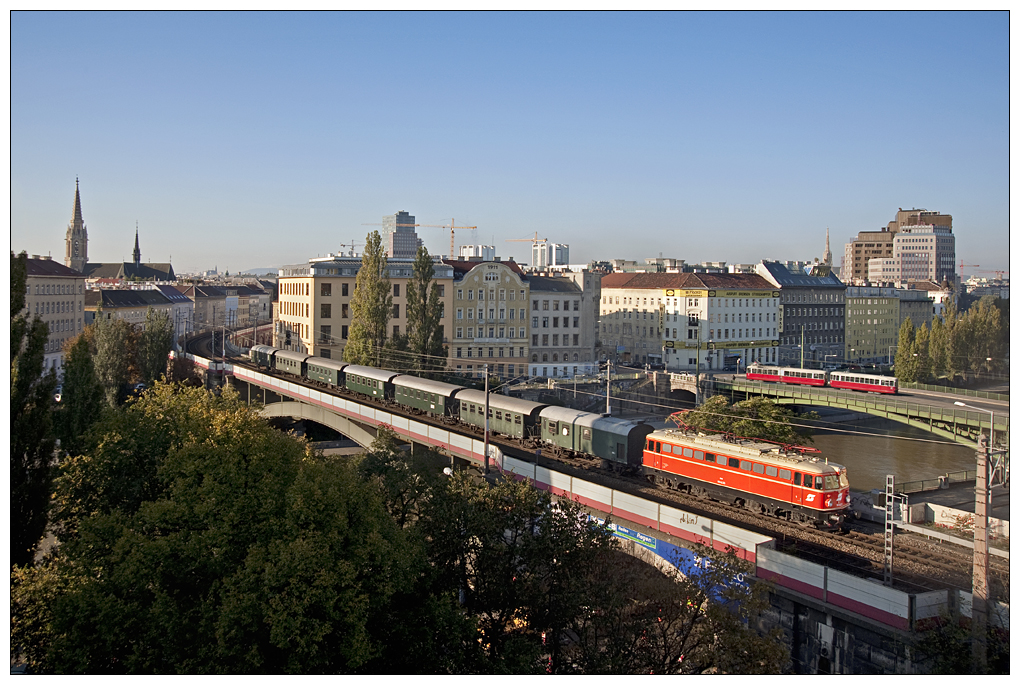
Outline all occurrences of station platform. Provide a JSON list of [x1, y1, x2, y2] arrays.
[[904, 481, 1009, 522]]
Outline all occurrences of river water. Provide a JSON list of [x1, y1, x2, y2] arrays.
[[809, 417, 979, 492]]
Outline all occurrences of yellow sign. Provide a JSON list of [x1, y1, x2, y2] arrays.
[[707, 340, 779, 350], [708, 290, 778, 298], [663, 289, 708, 298], [663, 341, 701, 349]]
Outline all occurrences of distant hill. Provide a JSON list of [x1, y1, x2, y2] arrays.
[[239, 268, 280, 276]]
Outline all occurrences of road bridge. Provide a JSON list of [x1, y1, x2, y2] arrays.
[[706, 376, 1008, 449]]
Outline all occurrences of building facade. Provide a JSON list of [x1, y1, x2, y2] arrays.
[[274, 256, 455, 362], [84, 289, 174, 331], [532, 242, 570, 270], [446, 258, 530, 379], [20, 254, 87, 375], [526, 272, 600, 378], [844, 208, 953, 286], [844, 286, 934, 365], [381, 211, 422, 259], [755, 261, 847, 368]]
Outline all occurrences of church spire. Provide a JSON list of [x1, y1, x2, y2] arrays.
[[133, 223, 141, 265], [72, 177, 84, 226], [822, 227, 832, 267]]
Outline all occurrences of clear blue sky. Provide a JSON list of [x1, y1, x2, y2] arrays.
[[10, 11, 1010, 276]]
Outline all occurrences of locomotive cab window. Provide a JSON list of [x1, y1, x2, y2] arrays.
[[824, 475, 839, 490], [794, 472, 802, 485]]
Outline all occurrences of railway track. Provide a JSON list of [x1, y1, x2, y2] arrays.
[[224, 355, 1002, 596]]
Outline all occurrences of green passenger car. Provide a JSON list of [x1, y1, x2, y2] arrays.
[[344, 365, 398, 400], [250, 345, 276, 369], [305, 358, 349, 387], [393, 375, 462, 417], [274, 349, 308, 377], [456, 389, 544, 439]]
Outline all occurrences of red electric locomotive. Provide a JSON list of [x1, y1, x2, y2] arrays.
[[642, 414, 851, 529]]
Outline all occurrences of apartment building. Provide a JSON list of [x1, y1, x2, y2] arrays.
[[526, 271, 600, 378], [446, 258, 530, 379], [844, 286, 934, 364], [18, 254, 87, 375], [274, 256, 455, 361]]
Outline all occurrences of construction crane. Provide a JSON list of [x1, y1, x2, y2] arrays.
[[976, 269, 1009, 280], [960, 262, 980, 281], [505, 231, 548, 245], [362, 218, 477, 257], [337, 241, 362, 257]]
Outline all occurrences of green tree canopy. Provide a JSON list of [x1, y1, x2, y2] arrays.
[[55, 332, 104, 456], [137, 307, 174, 385], [344, 230, 391, 367], [92, 313, 133, 406], [679, 396, 817, 446], [14, 384, 412, 673], [406, 246, 447, 377], [10, 251, 59, 568]]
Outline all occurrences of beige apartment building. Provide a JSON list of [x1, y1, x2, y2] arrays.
[[844, 286, 934, 365], [18, 254, 88, 375], [274, 256, 456, 362], [526, 271, 601, 378], [446, 258, 531, 380]]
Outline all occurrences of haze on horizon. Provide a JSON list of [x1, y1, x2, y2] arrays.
[[10, 11, 1010, 276]]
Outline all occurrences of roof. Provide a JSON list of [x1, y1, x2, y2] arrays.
[[153, 284, 193, 303], [455, 389, 545, 415], [756, 261, 845, 288], [22, 257, 85, 278], [442, 258, 527, 278], [82, 261, 176, 281], [601, 272, 775, 291], [84, 289, 173, 309], [527, 275, 582, 294]]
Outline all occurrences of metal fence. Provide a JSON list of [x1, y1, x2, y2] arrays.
[[894, 469, 977, 494], [899, 382, 1008, 402]]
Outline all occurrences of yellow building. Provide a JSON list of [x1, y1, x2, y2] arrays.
[[274, 256, 455, 361], [18, 254, 88, 375]]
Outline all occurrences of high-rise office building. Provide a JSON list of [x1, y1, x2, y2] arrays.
[[381, 211, 422, 259], [843, 208, 954, 285], [532, 242, 569, 269]]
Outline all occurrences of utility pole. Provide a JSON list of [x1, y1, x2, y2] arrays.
[[483, 364, 490, 476], [972, 433, 989, 672], [605, 360, 611, 416], [800, 325, 805, 369]]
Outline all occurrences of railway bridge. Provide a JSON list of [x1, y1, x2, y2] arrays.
[[183, 353, 1006, 673], [703, 376, 1009, 450]]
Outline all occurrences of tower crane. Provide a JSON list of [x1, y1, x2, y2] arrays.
[[337, 241, 362, 257], [362, 218, 477, 257], [959, 261, 980, 281], [506, 232, 549, 263]]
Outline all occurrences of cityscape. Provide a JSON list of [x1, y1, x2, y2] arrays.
[[10, 11, 1009, 676]]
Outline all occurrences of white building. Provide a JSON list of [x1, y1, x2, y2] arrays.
[[532, 242, 569, 269], [459, 244, 496, 261]]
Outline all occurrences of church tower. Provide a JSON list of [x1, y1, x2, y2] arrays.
[[64, 178, 88, 273], [822, 227, 832, 267], [133, 225, 141, 265]]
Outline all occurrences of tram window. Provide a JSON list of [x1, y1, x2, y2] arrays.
[[779, 468, 790, 480], [694, 451, 704, 460], [766, 465, 778, 477], [728, 457, 740, 468], [753, 463, 765, 475], [683, 448, 694, 458], [661, 443, 672, 454], [740, 460, 752, 471], [794, 472, 802, 485]]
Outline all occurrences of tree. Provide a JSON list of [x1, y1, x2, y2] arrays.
[[10, 251, 59, 569], [344, 231, 391, 367], [679, 395, 817, 446], [14, 383, 413, 674], [55, 333, 104, 456], [928, 316, 949, 380], [406, 246, 448, 377], [894, 318, 919, 382], [137, 307, 174, 385], [913, 321, 932, 382], [93, 313, 133, 406]]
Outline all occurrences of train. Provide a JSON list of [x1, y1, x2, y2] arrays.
[[249, 345, 850, 528], [745, 363, 898, 394]]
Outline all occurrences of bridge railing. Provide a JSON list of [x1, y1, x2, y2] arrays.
[[898, 382, 1008, 403], [714, 378, 1010, 440]]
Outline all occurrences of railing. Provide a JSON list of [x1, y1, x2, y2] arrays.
[[899, 382, 1009, 402]]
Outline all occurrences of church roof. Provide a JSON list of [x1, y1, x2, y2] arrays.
[[82, 262, 176, 281]]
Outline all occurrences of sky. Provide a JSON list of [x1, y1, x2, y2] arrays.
[[9, 11, 1011, 276]]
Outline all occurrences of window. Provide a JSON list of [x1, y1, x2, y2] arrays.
[[437, 285, 445, 297], [342, 303, 349, 318], [393, 325, 399, 337], [321, 304, 331, 318], [393, 284, 400, 297], [341, 325, 348, 339], [794, 472, 801, 486], [727, 457, 740, 468], [393, 304, 399, 318], [342, 283, 349, 296], [321, 283, 331, 296]]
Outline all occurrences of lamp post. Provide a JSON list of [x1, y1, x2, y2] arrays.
[[888, 345, 897, 366], [954, 400, 995, 672]]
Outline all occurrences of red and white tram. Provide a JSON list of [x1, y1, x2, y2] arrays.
[[642, 421, 850, 529], [745, 364, 898, 395]]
